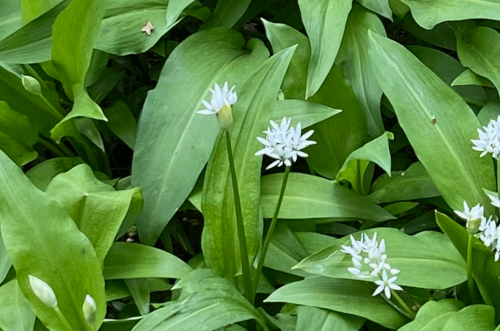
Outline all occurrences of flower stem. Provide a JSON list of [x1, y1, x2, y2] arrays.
[[38, 137, 66, 157], [53, 306, 73, 330], [391, 290, 415, 320], [225, 131, 254, 304], [254, 166, 291, 298], [467, 233, 477, 303]]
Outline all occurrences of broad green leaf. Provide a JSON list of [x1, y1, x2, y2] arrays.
[[50, 0, 107, 142], [104, 101, 137, 149], [299, 0, 352, 98], [103, 242, 192, 280], [0, 228, 10, 284], [436, 212, 500, 318], [85, 50, 110, 87], [442, 305, 496, 331], [101, 317, 142, 331], [132, 27, 268, 245], [409, 45, 487, 107], [20, 0, 61, 24], [307, 65, 368, 179], [202, 46, 295, 278], [399, 0, 500, 29], [263, 20, 310, 99], [478, 100, 500, 127], [265, 277, 407, 329], [106, 279, 171, 302], [261, 173, 395, 221], [45, 164, 143, 261], [166, 0, 195, 27], [337, 132, 392, 195], [296, 306, 365, 331], [384, 202, 419, 216], [261, 310, 296, 331], [0, 280, 36, 331], [399, 299, 464, 331], [452, 69, 494, 88], [295, 228, 467, 289], [0, 150, 105, 330], [457, 27, 500, 96], [368, 32, 495, 214], [0, 0, 22, 41], [26, 157, 84, 190], [368, 162, 440, 204], [125, 279, 150, 315], [204, 0, 251, 28], [0, 101, 38, 166], [337, 4, 385, 137], [356, 0, 391, 19], [271, 100, 341, 127]]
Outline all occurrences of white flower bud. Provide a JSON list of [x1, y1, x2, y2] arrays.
[[29, 275, 57, 308], [21, 75, 42, 96], [83, 294, 96, 325], [217, 103, 233, 131]]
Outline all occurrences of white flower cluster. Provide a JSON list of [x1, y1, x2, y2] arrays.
[[472, 116, 500, 159], [255, 117, 316, 169], [455, 197, 500, 261], [341, 233, 402, 298], [197, 82, 237, 115]]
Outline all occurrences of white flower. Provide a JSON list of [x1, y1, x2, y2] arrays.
[[472, 116, 500, 159], [479, 216, 497, 247], [29, 275, 57, 308], [83, 294, 96, 325], [454, 201, 484, 225], [488, 194, 500, 208], [255, 117, 316, 169], [197, 82, 237, 115], [372, 270, 403, 298]]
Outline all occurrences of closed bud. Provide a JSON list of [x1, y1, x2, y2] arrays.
[[21, 75, 42, 96], [467, 218, 482, 235], [83, 294, 96, 325], [29, 275, 57, 308], [217, 103, 233, 131]]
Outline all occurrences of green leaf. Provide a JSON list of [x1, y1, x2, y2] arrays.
[[0, 0, 22, 41], [271, 100, 341, 128], [201, 46, 295, 278], [452, 69, 494, 89], [104, 101, 137, 149], [103, 242, 192, 280], [399, 0, 500, 29], [337, 4, 385, 137], [265, 276, 407, 329], [26, 157, 84, 191], [50, 0, 107, 142], [261, 173, 395, 221], [0, 280, 36, 331], [296, 306, 365, 331], [436, 212, 500, 319], [0, 101, 38, 166], [442, 305, 496, 331], [263, 20, 310, 99], [400, 16, 457, 51], [457, 27, 500, 96], [204, 0, 251, 28], [368, 162, 440, 204], [131, 27, 268, 245], [166, 0, 195, 27], [295, 228, 467, 289], [356, 0, 392, 19], [300, 0, 352, 98], [125, 279, 150, 315], [399, 299, 464, 331], [307, 65, 368, 179], [0, 228, 10, 284], [101, 317, 142, 331], [74, 117, 105, 152], [20, 0, 61, 24], [368, 32, 495, 214], [0, 149, 106, 330], [45, 164, 143, 261], [478, 100, 500, 127]]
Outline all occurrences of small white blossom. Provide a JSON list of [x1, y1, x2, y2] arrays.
[[255, 117, 316, 169], [197, 82, 237, 115], [488, 194, 500, 208], [472, 116, 500, 159], [29, 275, 57, 308], [454, 201, 484, 231], [83, 294, 96, 325], [373, 270, 403, 298]]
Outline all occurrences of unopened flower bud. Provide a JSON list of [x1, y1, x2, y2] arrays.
[[83, 294, 96, 325], [21, 75, 42, 96], [217, 103, 233, 131], [467, 218, 482, 235], [29, 275, 57, 308]]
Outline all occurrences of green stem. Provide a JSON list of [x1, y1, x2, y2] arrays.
[[225, 131, 254, 304], [53, 306, 73, 331], [38, 137, 66, 157], [467, 233, 477, 303], [391, 290, 416, 320], [58, 141, 76, 157], [254, 166, 291, 298]]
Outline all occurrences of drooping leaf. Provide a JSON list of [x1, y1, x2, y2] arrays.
[[166, 0, 195, 27], [131, 27, 268, 245], [271, 100, 341, 127], [368, 32, 495, 214], [399, 299, 464, 331], [294, 228, 467, 289], [442, 305, 496, 331], [104, 100, 137, 149], [265, 276, 408, 329], [478, 100, 500, 126], [299, 0, 352, 98], [125, 279, 150, 315], [201, 46, 295, 278], [26, 157, 84, 191], [0, 280, 36, 331], [20, 0, 61, 24], [261, 173, 395, 221], [452, 69, 494, 89], [356, 0, 392, 19], [0, 149, 106, 330], [296, 306, 365, 331], [204, 0, 251, 29]]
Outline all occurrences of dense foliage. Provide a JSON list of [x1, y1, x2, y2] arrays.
[[2, 0, 500, 330]]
